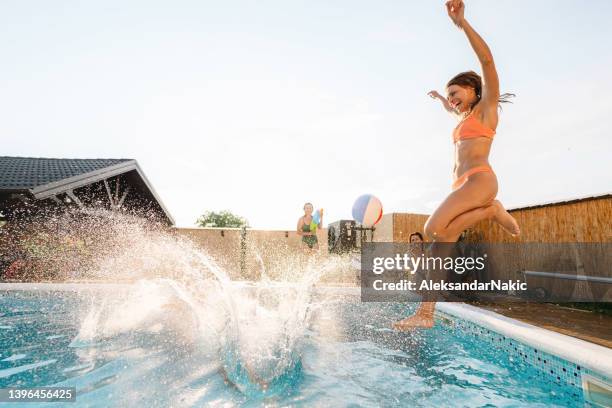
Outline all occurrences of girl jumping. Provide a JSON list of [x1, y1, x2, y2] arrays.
[[394, 0, 520, 330]]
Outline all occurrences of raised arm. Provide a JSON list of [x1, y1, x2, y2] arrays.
[[446, 0, 499, 111]]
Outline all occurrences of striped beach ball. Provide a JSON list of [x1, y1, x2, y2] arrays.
[[351, 194, 383, 227]]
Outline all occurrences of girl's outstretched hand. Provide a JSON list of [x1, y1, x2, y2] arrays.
[[445, 0, 465, 28], [429, 90, 455, 113], [428, 90, 443, 100]]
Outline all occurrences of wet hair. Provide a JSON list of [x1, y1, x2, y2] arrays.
[[409, 232, 424, 241], [447, 71, 515, 110], [303, 202, 313, 210]]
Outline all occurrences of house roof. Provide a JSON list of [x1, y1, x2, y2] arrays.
[[0, 157, 132, 190], [0, 156, 174, 225]]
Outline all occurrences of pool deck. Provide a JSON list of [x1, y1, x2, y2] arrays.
[[473, 301, 612, 349]]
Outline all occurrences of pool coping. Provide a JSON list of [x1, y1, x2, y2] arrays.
[[436, 302, 612, 379], [0, 282, 132, 291], [2, 282, 611, 379]]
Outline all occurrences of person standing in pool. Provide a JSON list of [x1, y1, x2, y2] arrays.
[[409, 232, 424, 245], [394, 0, 520, 330], [297, 202, 322, 251]]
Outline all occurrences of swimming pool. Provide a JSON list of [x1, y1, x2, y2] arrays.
[[0, 283, 608, 407]]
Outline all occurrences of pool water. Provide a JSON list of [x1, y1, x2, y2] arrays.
[[0, 288, 582, 407]]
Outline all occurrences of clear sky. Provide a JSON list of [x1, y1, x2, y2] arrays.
[[2, 0, 611, 229]]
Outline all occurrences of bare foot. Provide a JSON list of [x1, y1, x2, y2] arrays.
[[392, 315, 435, 330], [492, 200, 520, 236]]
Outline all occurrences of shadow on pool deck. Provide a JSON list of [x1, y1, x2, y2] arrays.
[[472, 301, 612, 349]]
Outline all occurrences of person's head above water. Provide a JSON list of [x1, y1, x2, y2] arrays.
[[409, 232, 424, 243], [303, 202, 314, 215], [446, 70, 514, 113]]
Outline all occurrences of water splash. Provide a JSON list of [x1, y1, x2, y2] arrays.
[[7, 208, 343, 398]]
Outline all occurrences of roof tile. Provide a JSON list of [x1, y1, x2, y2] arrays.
[[0, 156, 131, 191]]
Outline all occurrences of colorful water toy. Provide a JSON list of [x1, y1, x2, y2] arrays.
[[310, 209, 323, 232], [352, 194, 383, 227]]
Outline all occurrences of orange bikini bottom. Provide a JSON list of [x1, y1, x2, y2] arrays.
[[452, 165, 494, 191]]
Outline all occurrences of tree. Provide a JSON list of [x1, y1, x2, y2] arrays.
[[196, 210, 249, 228]]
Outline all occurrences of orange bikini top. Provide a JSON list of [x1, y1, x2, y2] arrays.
[[453, 111, 496, 143]]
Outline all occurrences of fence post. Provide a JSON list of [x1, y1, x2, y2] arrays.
[[240, 226, 247, 277]]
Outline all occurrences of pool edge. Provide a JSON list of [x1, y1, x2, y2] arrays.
[[436, 302, 612, 379]]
